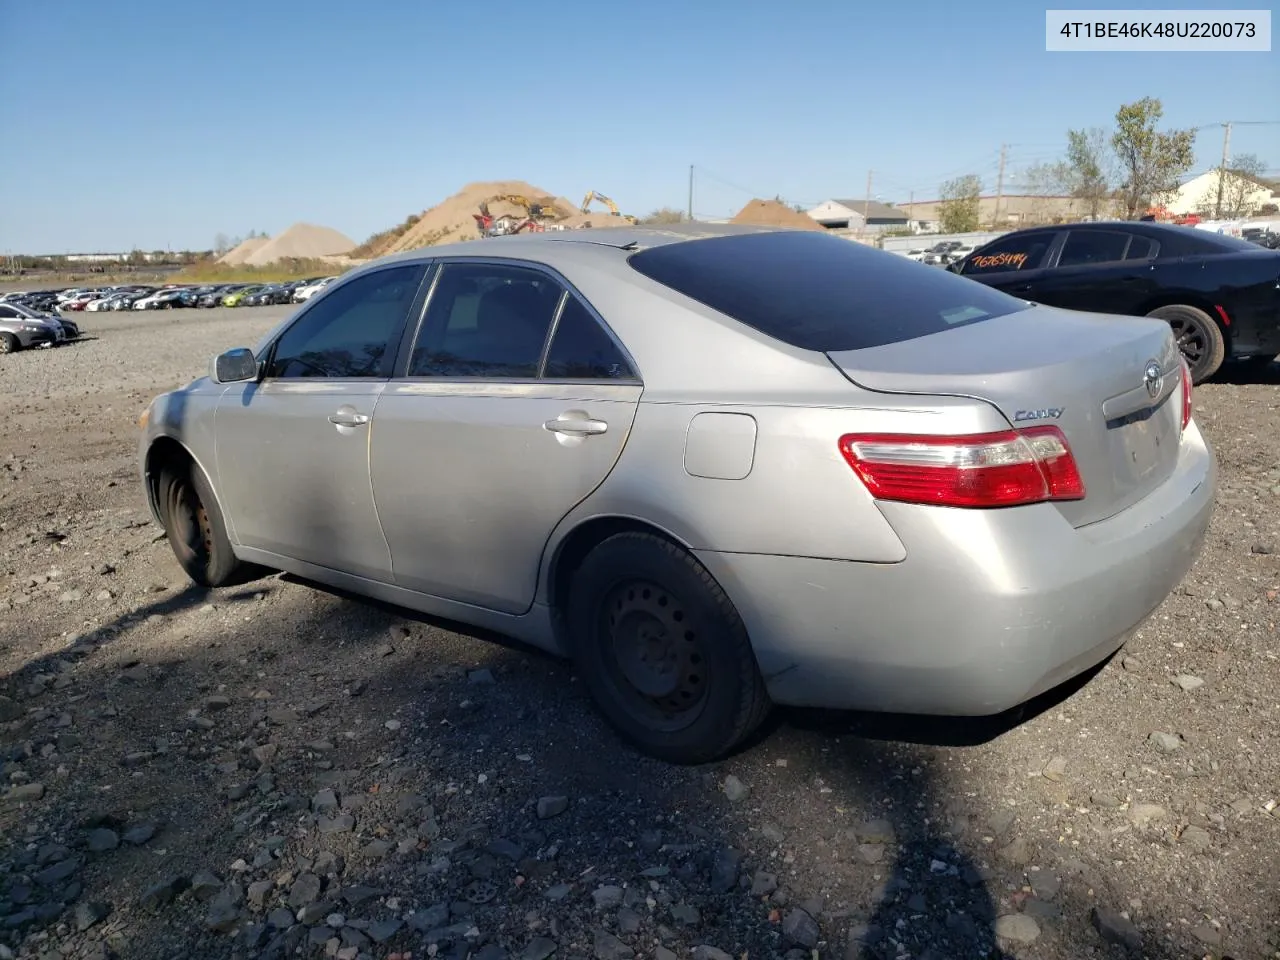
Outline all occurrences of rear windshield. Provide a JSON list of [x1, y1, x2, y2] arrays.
[[627, 231, 1030, 352]]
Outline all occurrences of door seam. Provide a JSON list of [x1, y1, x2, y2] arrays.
[[364, 387, 398, 584]]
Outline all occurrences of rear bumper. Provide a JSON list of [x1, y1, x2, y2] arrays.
[[696, 422, 1216, 716]]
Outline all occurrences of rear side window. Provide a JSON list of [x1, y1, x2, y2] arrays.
[[1125, 236, 1157, 260], [627, 232, 1029, 352], [544, 297, 636, 380], [1057, 230, 1131, 267]]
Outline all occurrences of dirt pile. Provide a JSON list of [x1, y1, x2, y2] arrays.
[[216, 236, 269, 265], [730, 199, 825, 231], [242, 224, 356, 266], [366, 181, 630, 258]]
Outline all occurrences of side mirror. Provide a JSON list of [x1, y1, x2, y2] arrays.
[[212, 347, 260, 383], [945, 259, 964, 274]]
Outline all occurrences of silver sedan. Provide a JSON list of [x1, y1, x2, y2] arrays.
[[138, 224, 1216, 763]]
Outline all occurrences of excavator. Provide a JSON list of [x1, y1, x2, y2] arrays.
[[473, 194, 565, 238], [580, 190, 639, 224]]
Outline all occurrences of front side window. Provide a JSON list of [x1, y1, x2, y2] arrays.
[[266, 265, 425, 379], [960, 232, 1058, 275], [409, 263, 563, 378], [1057, 230, 1132, 267]]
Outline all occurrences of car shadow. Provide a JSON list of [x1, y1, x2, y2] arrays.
[[1210, 358, 1280, 385]]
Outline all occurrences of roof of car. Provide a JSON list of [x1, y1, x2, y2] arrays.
[[375, 221, 793, 267]]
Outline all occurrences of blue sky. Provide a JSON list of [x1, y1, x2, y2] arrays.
[[1, 0, 1276, 253]]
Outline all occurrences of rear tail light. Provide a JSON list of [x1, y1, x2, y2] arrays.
[[839, 426, 1086, 509], [1180, 358, 1193, 433]]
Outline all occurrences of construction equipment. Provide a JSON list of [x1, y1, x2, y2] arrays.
[[473, 195, 565, 238], [580, 191, 639, 224]]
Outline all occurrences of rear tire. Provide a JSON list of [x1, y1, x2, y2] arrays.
[[566, 532, 772, 764], [0, 333, 18, 354], [158, 463, 242, 587], [1146, 304, 1225, 384]]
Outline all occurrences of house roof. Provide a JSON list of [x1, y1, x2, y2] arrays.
[[823, 199, 909, 221]]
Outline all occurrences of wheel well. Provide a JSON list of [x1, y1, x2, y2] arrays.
[[144, 437, 195, 516], [547, 516, 689, 619], [1140, 295, 1230, 346]]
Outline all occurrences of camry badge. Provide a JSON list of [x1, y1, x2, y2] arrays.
[[1143, 359, 1163, 399]]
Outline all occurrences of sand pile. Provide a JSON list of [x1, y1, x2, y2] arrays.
[[217, 236, 269, 265], [242, 224, 356, 266], [731, 199, 824, 231], [378, 181, 629, 256]]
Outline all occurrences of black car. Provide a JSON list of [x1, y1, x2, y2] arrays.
[[951, 221, 1280, 382]]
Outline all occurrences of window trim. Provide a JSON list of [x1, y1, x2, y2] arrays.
[[257, 261, 431, 383], [395, 255, 642, 385]]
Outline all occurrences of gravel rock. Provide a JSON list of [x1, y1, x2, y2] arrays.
[[782, 907, 820, 948], [593, 928, 635, 960], [85, 828, 119, 852], [693, 946, 734, 960], [5, 782, 45, 802], [710, 846, 741, 894], [592, 884, 624, 909], [1091, 907, 1142, 950], [190, 869, 223, 901], [995, 914, 1041, 942], [722, 774, 750, 803], [73, 900, 109, 932], [519, 938, 558, 960], [1149, 731, 1184, 753], [288, 873, 322, 908], [367, 917, 403, 942], [536, 795, 569, 819], [1172, 674, 1205, 692], [1180, 824, 1213, 851], [123, 823, 155, 845], [1127, 802, 1168, 826]]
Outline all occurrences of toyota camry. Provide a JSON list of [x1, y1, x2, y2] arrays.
[[138, 224, 1216, 763]]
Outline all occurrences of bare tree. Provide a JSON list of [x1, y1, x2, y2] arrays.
[[639, 207, 687, 225], [213, 233, 231, 256], [1111, 97, 1196, 219], [1220, 153, 1269, 218], [938, 175, 982, 233]]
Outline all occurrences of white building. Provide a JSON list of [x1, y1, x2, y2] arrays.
[[1168, 170, 1280, 217], [807, 199, 910, 234]]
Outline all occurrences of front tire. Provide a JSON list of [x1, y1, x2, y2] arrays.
[[1147, 304, 1226, 384], [158, 463, 242, 587], [566, 532, 771, 764]]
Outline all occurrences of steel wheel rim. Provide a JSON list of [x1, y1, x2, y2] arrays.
[[1168, 315, 1206, 366], [169, 479, 212, 565], [597, 579, 709, 732]]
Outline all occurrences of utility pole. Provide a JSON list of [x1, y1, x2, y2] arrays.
[[993, 143, 1007, 229], [862, 170, 872, 238], [1214, 122, 1232, 218], [907, 190, 915, 232], [687, 165, 694, 222]]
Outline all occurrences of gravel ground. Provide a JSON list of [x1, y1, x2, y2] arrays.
[[1, 306, 1278, 960]]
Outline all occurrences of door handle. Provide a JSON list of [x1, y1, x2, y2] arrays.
[[328, 411, 370, 427], [544, 416, 608, 436]]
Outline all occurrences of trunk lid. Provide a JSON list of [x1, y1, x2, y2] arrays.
[[826, 305, 1184, 527]]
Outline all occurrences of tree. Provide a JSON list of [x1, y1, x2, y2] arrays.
[[1220, 153, 1268, 218], [938, 175, 982, 233], [1111, 97, 1196, 219], [639, 207, 687, 225], [214, 233, 231, 255], [1064, 127, 1115, 218]]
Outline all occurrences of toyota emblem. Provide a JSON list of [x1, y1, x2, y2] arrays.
[[1143, 360, 1163, 399]]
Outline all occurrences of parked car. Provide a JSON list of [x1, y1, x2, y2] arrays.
[[0, 310, 63, 352], [139, 225, 1215, 763], [222, 285, 265, 308], [949, 221, 1280, 382], [4, 301, 76, 339], [292, 276, 336, 302]]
